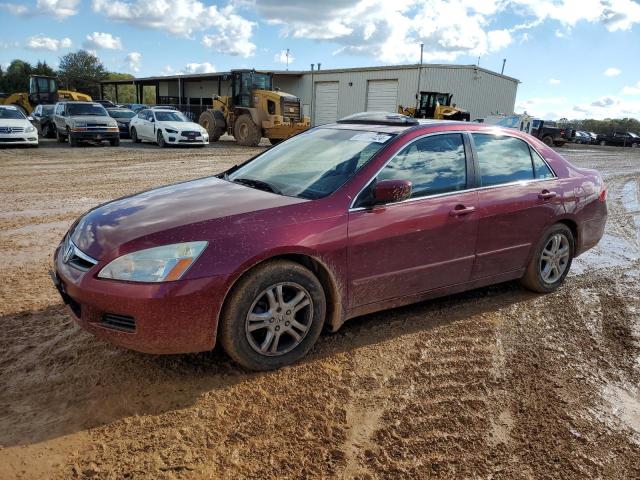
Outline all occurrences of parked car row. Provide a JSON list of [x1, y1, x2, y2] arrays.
[[572, 129, 640, 147]]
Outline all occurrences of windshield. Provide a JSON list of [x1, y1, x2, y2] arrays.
[[0, 108, 26, 120], [67, 103, 108, 116], [155, 111, 187, 122], [42, 105, 54, 115], [228, 128, 394, 199], [628, 132, 639, 138], [253, 73, 272, 90], [109, 110, 135, 119]]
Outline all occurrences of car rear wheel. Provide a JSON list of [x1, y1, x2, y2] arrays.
[[42, 123, 52, 138], [542, 136, 553, 147], [599, 140, 606, 146], [219, 260, 326, 370], [521, 224, 574, 293]]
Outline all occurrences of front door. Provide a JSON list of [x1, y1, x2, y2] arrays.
[[348, 133, 479, 308], [470, 133, 562, 279]]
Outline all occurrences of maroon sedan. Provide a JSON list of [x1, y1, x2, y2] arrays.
[[52, 113, 607, 370]]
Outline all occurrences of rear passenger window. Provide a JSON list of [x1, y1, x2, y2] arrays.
[[472, 134, 534, 186], [531, 149, 554, 179], [377, 133, 467, 198]]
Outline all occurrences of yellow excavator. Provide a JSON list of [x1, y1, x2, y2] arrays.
[[398, 91, 470, 121], [198, 69, 309, 146], [0, 75, 92, 115]]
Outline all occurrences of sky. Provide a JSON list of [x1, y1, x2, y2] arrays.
[[1, 0, 639, 120]]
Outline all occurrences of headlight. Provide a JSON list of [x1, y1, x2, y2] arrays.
[[165, 128, 178, 134], [98, 241, 208, 282], [108, 121, 118, 128], [25, 125, 36, 133]]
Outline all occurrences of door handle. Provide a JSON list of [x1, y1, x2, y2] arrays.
[[538, 190, 557, 200], [449, 205, 476, 216]]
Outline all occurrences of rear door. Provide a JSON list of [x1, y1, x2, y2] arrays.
[[470, 133, 561, 279], [347, 132, 479, 308], [136, 110, 153, 139]]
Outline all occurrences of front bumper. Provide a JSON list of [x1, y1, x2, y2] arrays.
[[70, 131, 119, 141], [52, 243, 227, 354], [165, 132, 209, 145], [0, 134, 38, 145]]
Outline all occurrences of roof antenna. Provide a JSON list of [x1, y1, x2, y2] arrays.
[[501, 58, 507, 75]]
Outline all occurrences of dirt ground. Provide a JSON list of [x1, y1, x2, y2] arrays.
[[0, 139, 639, 479]]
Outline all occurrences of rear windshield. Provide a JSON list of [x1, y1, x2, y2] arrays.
[[42, 105, 54, 114], [228, 127, 394, 199], [0, 108, 26, 120], [67, 103, 108, 116]]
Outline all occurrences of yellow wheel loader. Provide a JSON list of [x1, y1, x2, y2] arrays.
[[198, 70, 309, 146], [398, 91, 470, 121], [0, 75, 92, 115]]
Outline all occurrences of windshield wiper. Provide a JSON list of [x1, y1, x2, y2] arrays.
[[233, 177, 281, 195]]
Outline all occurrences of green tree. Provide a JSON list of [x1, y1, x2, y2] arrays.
[[32, 60, 56, 77], [102, 72, 156, 105], [1, 59, 33, 93], [58, 50, 107, 98]]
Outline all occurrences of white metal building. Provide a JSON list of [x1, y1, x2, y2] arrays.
[[100, 63, 519, 126]]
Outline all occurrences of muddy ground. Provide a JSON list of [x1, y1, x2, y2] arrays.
[[0, 140, 639, 479]]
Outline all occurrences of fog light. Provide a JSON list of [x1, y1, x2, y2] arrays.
[[169, 136, 176, 142]]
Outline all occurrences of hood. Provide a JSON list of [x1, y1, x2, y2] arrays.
[[0, 118, 31, 127], [70, 177, 307, 260], [69, 115, 112, 124], [113, 117, 132, 124], [158, 121, 204, 132]]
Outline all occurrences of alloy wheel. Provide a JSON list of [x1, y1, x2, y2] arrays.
[[245, 282, 313, 356], [539, 233, 570, 284]]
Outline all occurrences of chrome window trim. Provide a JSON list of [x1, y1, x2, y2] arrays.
[[348, 129, 558, 211]]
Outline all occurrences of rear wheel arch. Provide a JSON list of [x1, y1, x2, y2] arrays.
[[218, 253, 344, 338]]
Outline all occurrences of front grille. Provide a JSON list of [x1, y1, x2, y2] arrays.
[[87, 123, 108, 128], [0, 126, 24, 133], [101, 313, 136, 332], [181, 131, 200, 137], [62, 238, 98, 272], [282, 99, 301, 123]]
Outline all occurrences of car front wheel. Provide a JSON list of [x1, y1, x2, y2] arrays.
[[157, 130, 166, 148], [521, 224, 574, 293], [219, 260, 326, 370]]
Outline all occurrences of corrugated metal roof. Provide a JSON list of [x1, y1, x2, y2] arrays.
[[101, 63, 519, 85]]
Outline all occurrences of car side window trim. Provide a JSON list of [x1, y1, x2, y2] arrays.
[[349, 130, 558, 212], [350, 131, 475, 210]]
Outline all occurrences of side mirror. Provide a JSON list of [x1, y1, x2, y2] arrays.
[[373, 179, 412, 205], [27, 116, 34, 121]]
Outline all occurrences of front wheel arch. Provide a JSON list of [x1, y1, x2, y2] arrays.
[[217, 253, 344, 339]]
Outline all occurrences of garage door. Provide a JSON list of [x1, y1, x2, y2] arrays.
[[366, 80, 398, 113], [314, 82, 339, 125]]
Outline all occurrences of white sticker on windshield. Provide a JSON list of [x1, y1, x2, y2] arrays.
[[349, 132, 392, 143]]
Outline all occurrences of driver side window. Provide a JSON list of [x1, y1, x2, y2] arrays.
[[377, 133, 468, 199]]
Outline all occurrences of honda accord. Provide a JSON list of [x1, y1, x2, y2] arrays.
[[52, 113, 607, 370]]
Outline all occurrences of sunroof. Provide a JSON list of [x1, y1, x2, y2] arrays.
[[337, 112, 419, 126]]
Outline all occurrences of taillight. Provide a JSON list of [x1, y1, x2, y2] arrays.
[[598, 186, 607, 202]]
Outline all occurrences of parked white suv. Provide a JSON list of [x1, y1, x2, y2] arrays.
[[0, 105, 38, 147], [129, 108, 209, 147]]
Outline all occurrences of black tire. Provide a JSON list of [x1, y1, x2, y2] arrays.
[[157, 130, 166, 148], [41, 122, 53, 138], [268, 138, 284, 146], [68, 132, 78, 147], [520, 224, 574, 293], [198, 109, 225, 142], [219, 260, 326, 370], [131, 127, 140, 143], [56, 129, 66, 143], [233, 114, 261, 147], [109, 137, 120, 146], [542, 136, 554, 147], [599, 140, 606, 146]]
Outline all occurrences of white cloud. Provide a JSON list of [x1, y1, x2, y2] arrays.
[[84, 32, 123, 50], [37, 0, 80, 18], [252, 0, 640, 63], [604, 67, 622, 77], [274, 49, 294, 65], [517, 94, 640, 120], [25, 35, 72, 51], [92, 0, 256, 57], [622, 81, 640, 95], [548, 78, 561, 85], [125, 52, 141, 72], [0, 2, 28, 15], [184, 62, 216, 74]]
